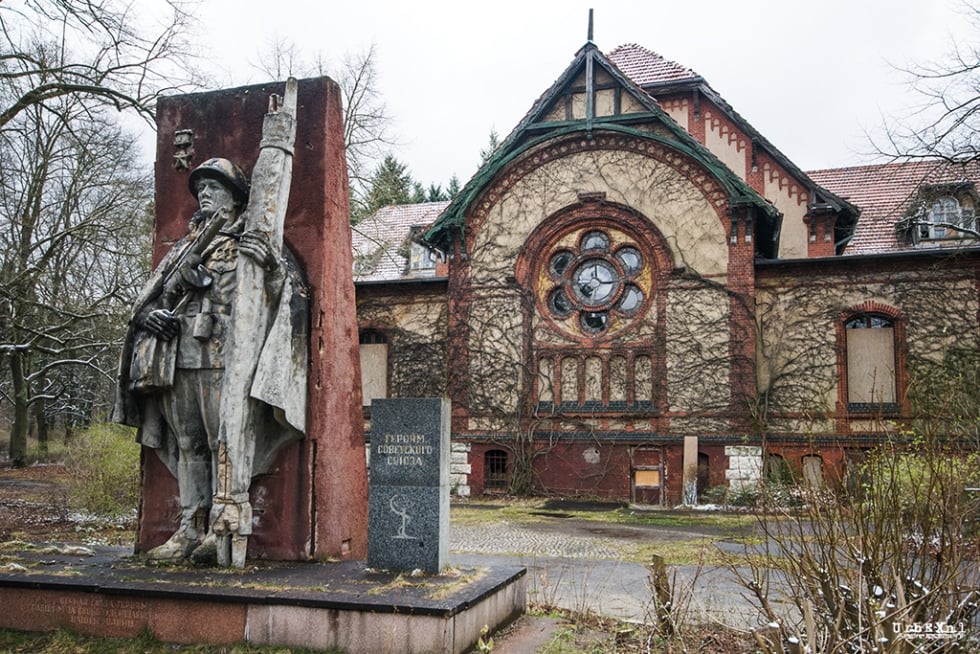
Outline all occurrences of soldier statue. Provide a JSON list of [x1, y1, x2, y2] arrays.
[[112, 94, 307, 566]]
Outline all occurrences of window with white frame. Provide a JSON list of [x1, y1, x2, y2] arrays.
[[408, 241, 438, 272], [918, 196, 977, 240]]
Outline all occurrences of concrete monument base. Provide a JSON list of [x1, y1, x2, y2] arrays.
[[0, 546, 525, 654]]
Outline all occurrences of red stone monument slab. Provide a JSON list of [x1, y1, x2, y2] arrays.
[[137, 76, 367, 560]]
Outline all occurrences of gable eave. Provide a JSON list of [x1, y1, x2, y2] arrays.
[[674, 81, 860, 219], [425, 122, 778, 253], [426, 43, 777, 251]]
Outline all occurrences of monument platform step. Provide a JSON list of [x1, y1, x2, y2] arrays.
[[0, 545, 525, 654]]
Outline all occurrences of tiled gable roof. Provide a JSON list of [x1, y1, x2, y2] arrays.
[[427, 42, 780, 252], [808, 160, 980, 255], [352, 201, 450, 282], [606, 44, 700, 86], [605, 43, 858, 239]]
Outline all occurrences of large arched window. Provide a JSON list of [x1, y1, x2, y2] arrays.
[[519, 201, 669, 416]]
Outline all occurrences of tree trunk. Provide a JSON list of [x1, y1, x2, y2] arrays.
[[34, 394, 48, 456], [9, 352, 29, 467]]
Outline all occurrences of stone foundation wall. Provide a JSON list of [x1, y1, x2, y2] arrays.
[[724, 445, 762, 490], [450, 442, 472, 497]]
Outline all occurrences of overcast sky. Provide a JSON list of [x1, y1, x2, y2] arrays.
[[191, 0, 975, 188]]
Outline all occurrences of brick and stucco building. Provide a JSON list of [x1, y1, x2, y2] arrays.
[[353, 42, 980, 504]]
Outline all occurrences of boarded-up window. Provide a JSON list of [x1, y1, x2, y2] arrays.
[[609, 356, 628, 402], [561, 357, 578, 404], [359, 331, 388, 407], [846, 315, 896, 405], [584, 357, 603, 402], [634, 469, 661, 486], [535, 349, 655, 411], [537, 357, 554, 403], [802, 455, 824, 488], [635, 355, 653, 403]]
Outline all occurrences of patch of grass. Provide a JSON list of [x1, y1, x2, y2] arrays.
[[628, 538, 727, 566], [450, 498, 550, 526], [452, 499, 754, 532], [0, 628, 340, 653], [426, 567, 488, 599], [364, 572, 433, 595], [602, 507, 753, 531]]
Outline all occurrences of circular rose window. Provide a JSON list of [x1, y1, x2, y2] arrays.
[[540, 228, 651, 337]]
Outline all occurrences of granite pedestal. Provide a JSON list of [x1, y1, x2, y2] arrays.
[[0, 545, 525, 654], [368, 398, 450, 573]]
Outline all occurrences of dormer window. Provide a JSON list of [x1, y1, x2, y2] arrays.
[[913, 193, 977, 242], [409, 241, 438, 272], [407, 225, 440, 275]]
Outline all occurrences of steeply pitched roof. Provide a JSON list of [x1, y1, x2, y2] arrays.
[[607, 43, 859, 241], [352, 201, 450, 282], [808, 160, 980, 255], [426, 42, 777, 252], [606, 44, 701, 87]]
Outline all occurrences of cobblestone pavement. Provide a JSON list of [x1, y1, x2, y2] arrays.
[[450, 521, 634, 559], [448, 516, 761, 627]]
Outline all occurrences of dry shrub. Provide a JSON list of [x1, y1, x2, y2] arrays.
[[63, 422, 140, 518], [733, 437, 980, 653]]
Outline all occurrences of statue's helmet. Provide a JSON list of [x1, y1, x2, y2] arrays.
[[188, 158, 250, 206]]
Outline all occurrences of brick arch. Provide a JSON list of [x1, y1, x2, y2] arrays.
[[835, 301, 909, 419], [466, 131, 735, 240], [515, 199, 673, 346], [515, 199, 674, 286], [839, 300, 906, 323]]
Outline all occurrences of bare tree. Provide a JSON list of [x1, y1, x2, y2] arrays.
[[0, 0, 197, 131], [0, 101, 152, 464], [251, 39, 396, 220], [337, 45, 396, 214], [875, 2, 980, 163], [0, 0, 197, 464]]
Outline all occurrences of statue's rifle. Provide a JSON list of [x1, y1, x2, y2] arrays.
[[156, 205, 232, 310], [127, 206, 231, 394]]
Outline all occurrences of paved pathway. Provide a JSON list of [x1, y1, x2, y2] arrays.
[[448, 517, 762, 628]]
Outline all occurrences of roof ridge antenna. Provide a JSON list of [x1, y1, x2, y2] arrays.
[[587, 8, 594, 42]]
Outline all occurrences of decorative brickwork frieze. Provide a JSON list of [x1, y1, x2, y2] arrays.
[[704, 110, 748, 153], [762, 160, 809, 207], [466, 133, 732, 237]]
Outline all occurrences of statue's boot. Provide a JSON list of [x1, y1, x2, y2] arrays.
[[189, 531, 218, 566], [148, 460, 210, 560], [146, 515, 201, 560]]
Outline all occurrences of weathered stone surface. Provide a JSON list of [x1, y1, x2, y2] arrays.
[[0, 552, 526, 654], [137, 76, 368, 561], [368, 398, 450, 573]]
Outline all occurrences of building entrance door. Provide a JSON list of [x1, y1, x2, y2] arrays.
[[631, 447, 664, 505]]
